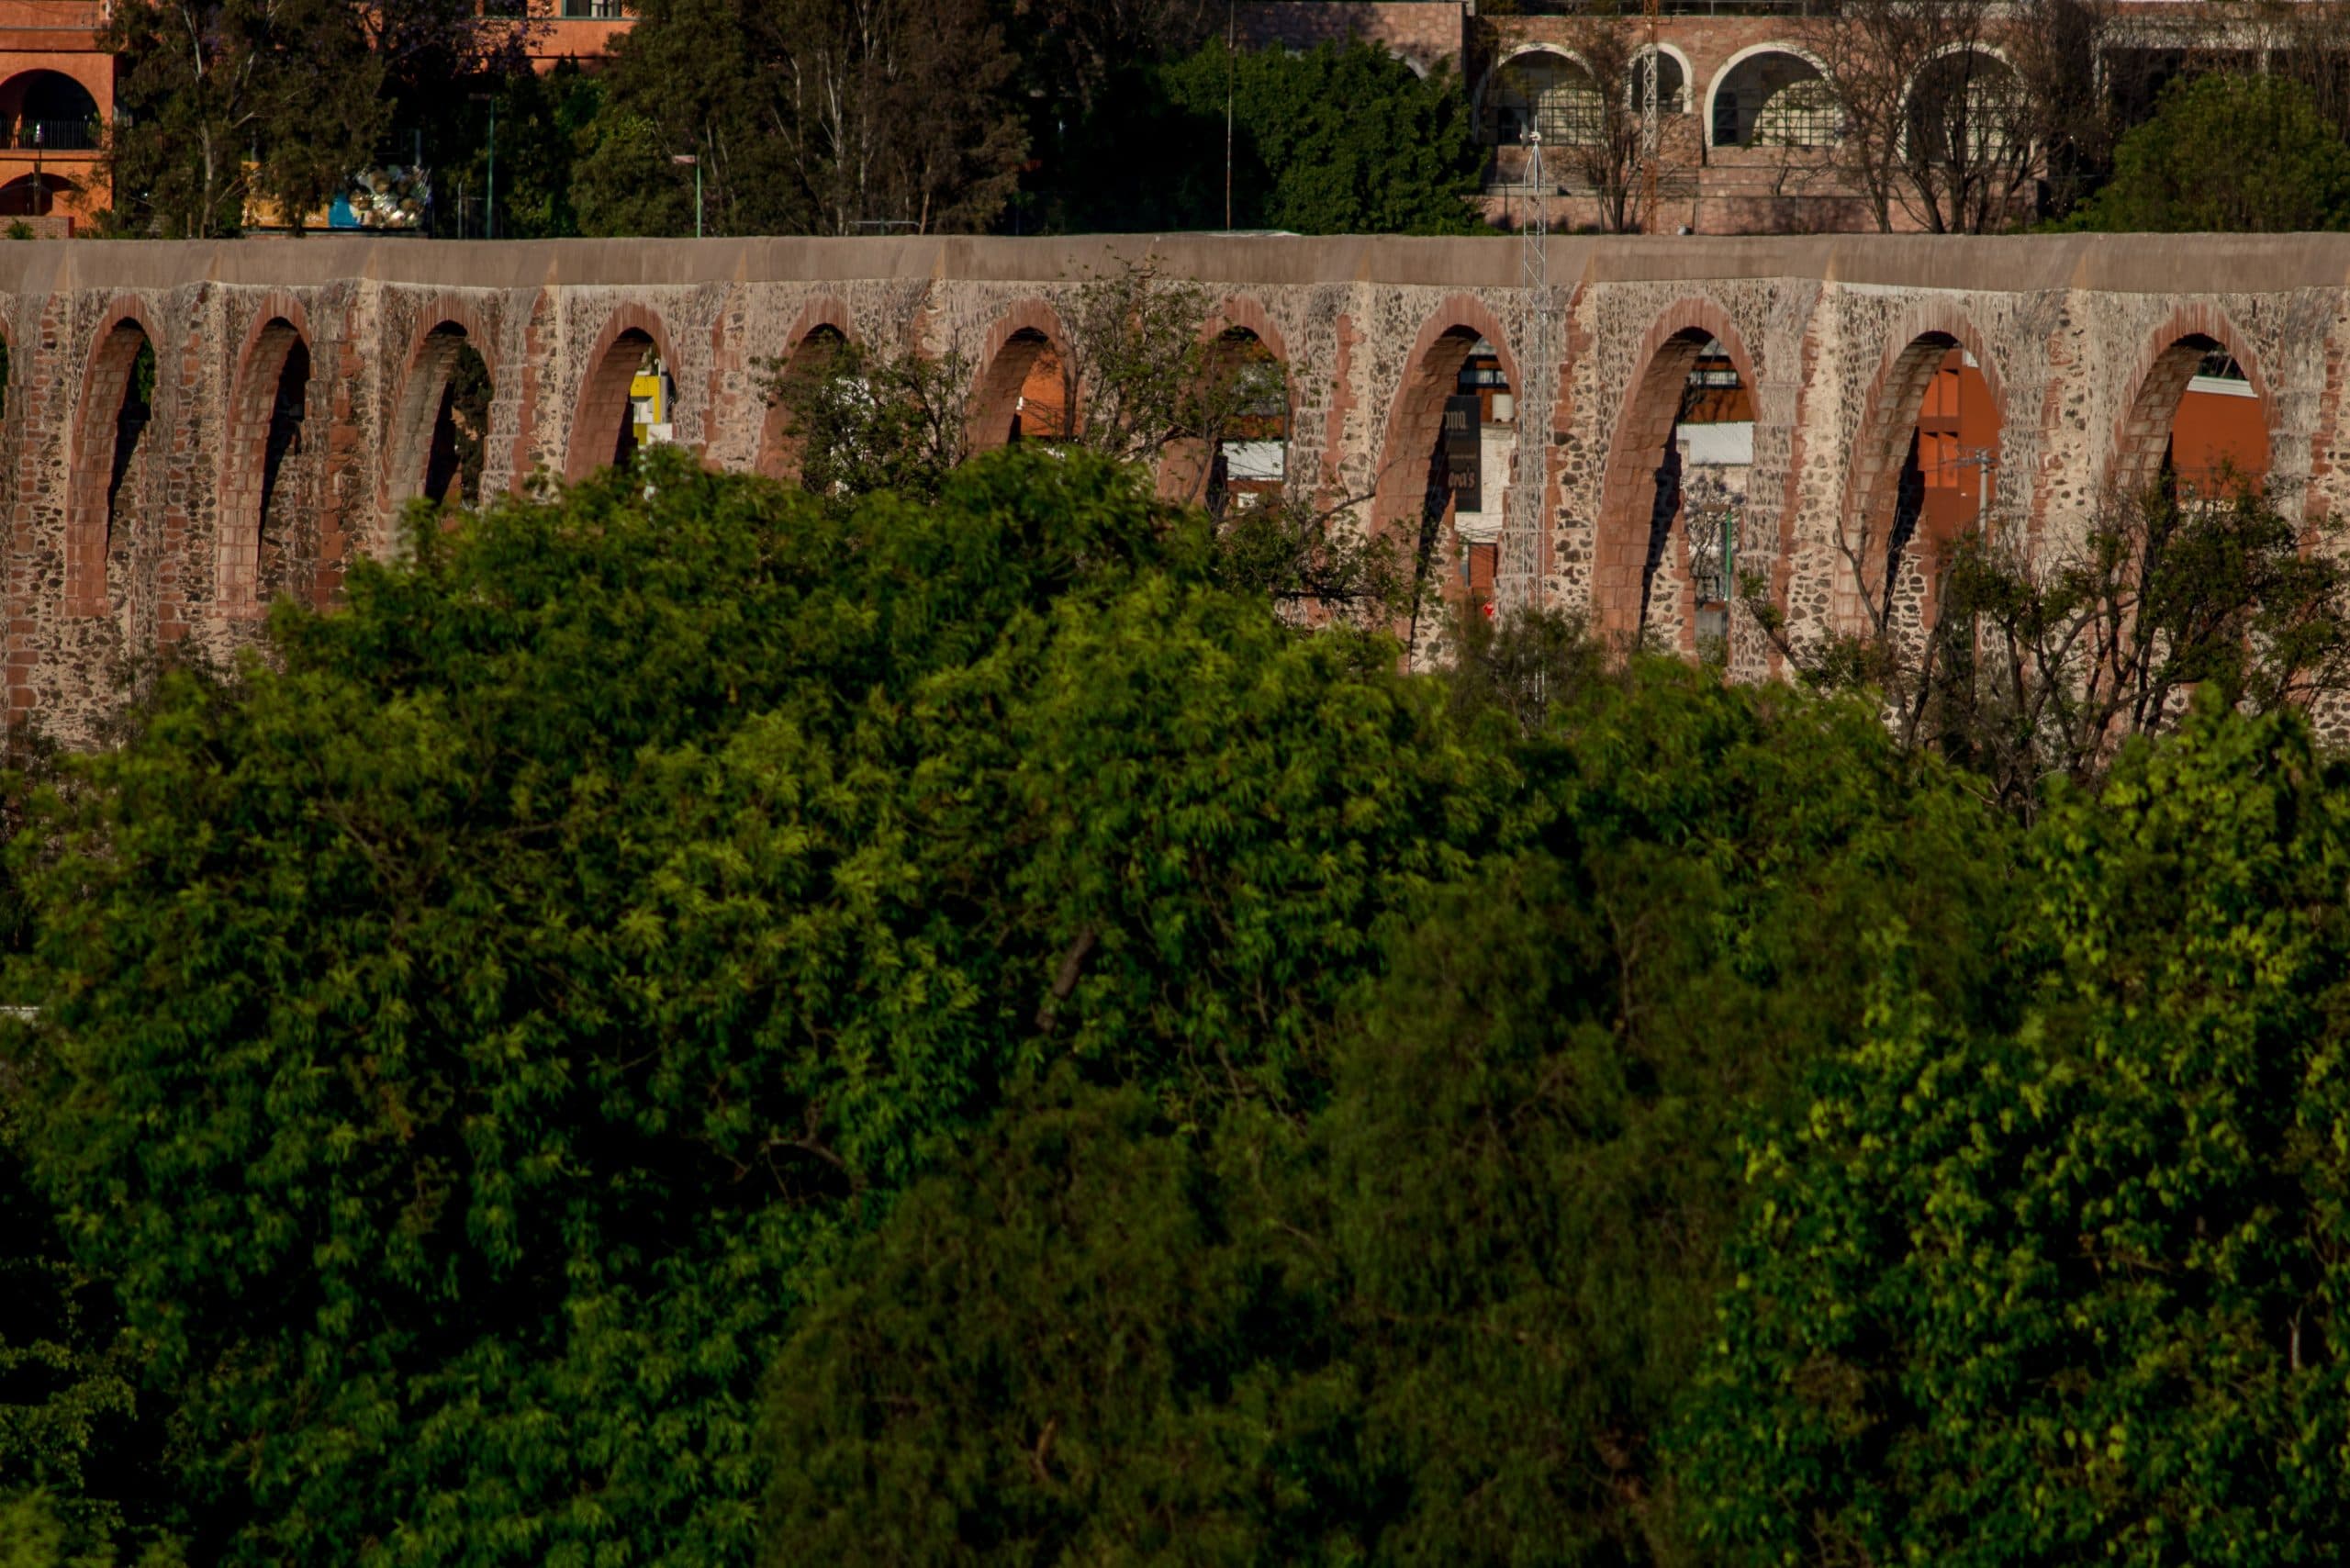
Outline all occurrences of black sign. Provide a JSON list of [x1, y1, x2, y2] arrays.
[[1443, 394, 1482, 514]]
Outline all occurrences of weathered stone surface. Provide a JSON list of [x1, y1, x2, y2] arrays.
[[0, 232, 2340, 740]]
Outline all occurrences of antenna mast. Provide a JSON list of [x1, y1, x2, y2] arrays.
[[1500, 129, 1552, 616], [1641, 0, 1662, 233]]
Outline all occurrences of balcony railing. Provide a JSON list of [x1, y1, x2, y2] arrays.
[[558, 0, 628, 18], [15, 118, 99, 152]]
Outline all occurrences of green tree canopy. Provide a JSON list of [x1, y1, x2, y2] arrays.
[[2076, 72, 2350, 232], [758, 662, 2017, 1563], [1680, 698, 2350, 1564], [104, 0, 386, 237], [13, 447, 1515, 1562], [1042, 39, 1487, 234]]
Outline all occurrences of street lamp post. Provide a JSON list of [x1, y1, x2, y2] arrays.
[[671, 153, 700, 239]]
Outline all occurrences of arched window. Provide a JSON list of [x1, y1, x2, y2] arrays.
[[1629, 50, 1689, 117], [1203, 329, 1288, 519], [1711, 50, 1837, 149], [1485, 50, 1606, 146], [0, 71, 100, 151]]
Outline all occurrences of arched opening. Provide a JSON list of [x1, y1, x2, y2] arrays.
[[1596, 325, 1759, 650], [2166, 348, 2270, 499], [1710, 50, 1837, 149], [1373, 321, 1518, 644], [68, 319, 155, 616], [972, 326, 1071, 451], [1483, 49, 1605, 146], [1630, 49, 1690, 117], [1203, 329, 1290, 519], [758, 323, 851, 483], [0, 70, 100, 152], [390, 322, 495, 514], [424, 342, 492, 509], [218, 319, 314, 617], [567, 324, 668, 482], [1851, 333, 2001, 635], [2117, 333, 2271, 501], [0, 173, 72, 217]]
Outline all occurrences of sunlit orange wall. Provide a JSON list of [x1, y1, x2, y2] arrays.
[[1919, 349, 1998, 536], [2171, 387, 2269, 493]]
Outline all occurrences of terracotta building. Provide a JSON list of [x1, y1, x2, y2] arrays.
[[0, 0, 109, 234], [0, 0, 635, 236]]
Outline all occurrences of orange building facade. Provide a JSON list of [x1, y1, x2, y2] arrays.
[[0, 0, 111, 234], [0, 1, 635, 236]]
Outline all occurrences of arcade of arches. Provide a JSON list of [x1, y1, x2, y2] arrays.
[[0, 233, 2322, 741]]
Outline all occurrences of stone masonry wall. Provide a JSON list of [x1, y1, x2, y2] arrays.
[[0, 232, 2344, 745]]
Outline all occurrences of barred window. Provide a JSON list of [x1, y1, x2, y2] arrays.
[[1485, 50, 1607, 147], [1711, 51, 1839, 149]]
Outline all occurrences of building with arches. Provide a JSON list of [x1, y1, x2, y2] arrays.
[[0, 0, 642, 236]]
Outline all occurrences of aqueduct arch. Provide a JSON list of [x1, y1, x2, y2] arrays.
[[970, 303, 1072, 451], [1372, 298, 1521, 603], [386, 308, 498, 521], [567, 307, 675, 483], [1594, 301, 1761, 649], [755, 298, 854, 482], [218, 309, 315, 618], [1839, 314, 2005, 637], [2111, 308, 2276, 501], [1156, 297, 1295, 513], [65, 305, 161, 620]]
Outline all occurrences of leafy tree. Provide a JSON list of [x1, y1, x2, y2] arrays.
[[1754, 478, 2350, 819], [104, 0, 388, 236], [570, 102, 701, 239], [758, 658, 2018, 1564], [431, 63, 603, 241], [590, 0, 1025, 237], [761, 335, 974, 505], [1046, 39, 1486, 234], [0, 1045, 173, 1566], [15, 445, 1515, 1562], [762, 258, 1416, 619], [1680, 699, 2350, 1565], [2076, 71, 2350, 231], [1169, 40, 1485, 234], [759, 1081, 1351, 1566], [578, 0, 806, 237]]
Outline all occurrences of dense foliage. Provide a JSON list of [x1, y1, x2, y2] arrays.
[[4, 450, 1512, 1562], [1682, 701, 2350, 1563], [6, 438, 2350, 1564], [2073, 73, 2350, 232], [1038, 39, 1487, 235], [97, 0, 1483, 239], [764, 666, 2011, 1562]]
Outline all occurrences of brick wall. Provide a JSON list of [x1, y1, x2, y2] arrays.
[[1237, 2, 1471, 74]]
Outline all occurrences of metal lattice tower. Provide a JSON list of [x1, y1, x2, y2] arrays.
[[1499, 130, 1553, 615], [1640, 0, 1662, 234]]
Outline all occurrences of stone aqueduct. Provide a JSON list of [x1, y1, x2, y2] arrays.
[[0, 232, 2344, 735]]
